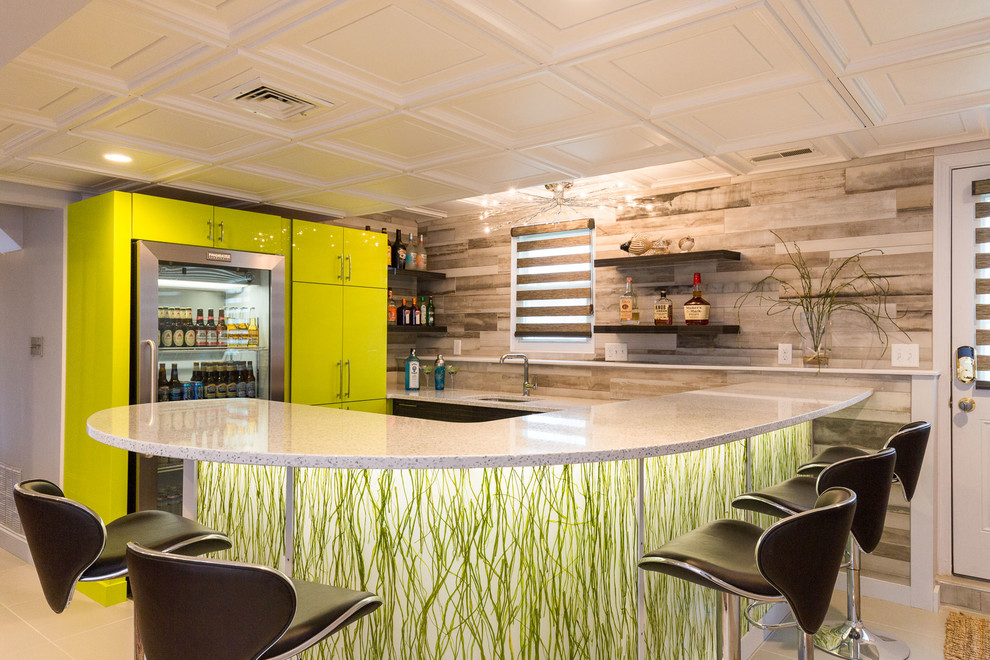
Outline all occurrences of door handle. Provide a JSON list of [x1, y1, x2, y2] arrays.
[[143, 339, 157, 404], [959, 397, 976, 412], [337, 360, 343, 401], [957, 346, 976, 383], [338, 255, 344, 281], [346, 255, 352, 281], [345, 359, 351, 398], [207, 219, 212, 242], [218, 221, 224, 243]]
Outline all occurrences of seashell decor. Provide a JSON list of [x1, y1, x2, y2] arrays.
[[620, 234, 671, 256]]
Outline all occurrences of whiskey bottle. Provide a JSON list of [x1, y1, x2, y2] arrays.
[[619, 277, 639, 324], [387, 289, 397, 325], [393, 229, 406, 271], [417, 234, 427, 270], [654, 288, 673, 326], [683, 272, 711, 325]]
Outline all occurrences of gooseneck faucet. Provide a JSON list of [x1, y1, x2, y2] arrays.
[[500, 353, 538, 396]]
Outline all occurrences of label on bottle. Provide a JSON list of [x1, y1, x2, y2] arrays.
[[173, 329, 184, 347], [683, 304, 710, 321], [196, 329, 207, 345], [207, 330, 217, 346], [246, 381, 256, 398], [217, 382, 227, 397], [184, 329, 196, 346], [158, 385, 169, 402], [619, 299, 632, 322], [406, 361, 420, 390], [218, 329, 227, 345], [170, 385, 183, 401], [654, 302, 672, 322], [205, 383, 216, 399], [237, 381, 248, 397], [162, 329, 173, 347], [397, 247, 406, 262]]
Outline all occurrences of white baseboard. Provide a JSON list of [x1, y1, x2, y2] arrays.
[[0, 525, 30, 563]]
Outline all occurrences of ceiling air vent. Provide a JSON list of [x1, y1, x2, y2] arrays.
[[220, 81, 324, 121], [750, 147, 814, 163]]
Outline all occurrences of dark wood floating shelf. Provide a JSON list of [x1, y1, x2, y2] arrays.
[[388, 326, 448, 334], [594, 324, 740, 335], [388, 268, 447, 280], [594, 250, 741, 268]]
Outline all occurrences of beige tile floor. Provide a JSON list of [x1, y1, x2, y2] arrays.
[[0, 546, 955, 659]]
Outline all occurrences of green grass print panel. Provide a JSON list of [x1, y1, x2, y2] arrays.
[[196, 423, 811, 659]]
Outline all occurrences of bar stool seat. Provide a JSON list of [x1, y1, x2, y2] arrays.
[[13, 478, 232, 614], [641, 488, 857, 660], [126, 542, 383, 660]]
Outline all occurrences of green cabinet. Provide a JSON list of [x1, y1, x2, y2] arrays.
[[290, 219, 386, 408], [132, 194, 282, 254]]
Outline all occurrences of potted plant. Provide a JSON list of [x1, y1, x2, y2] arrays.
[[735, 233, 907, 368]]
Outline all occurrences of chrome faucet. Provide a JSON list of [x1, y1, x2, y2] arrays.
[[500, 353, 538, 396]]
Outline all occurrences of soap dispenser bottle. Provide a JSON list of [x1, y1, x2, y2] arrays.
[[434, 354, 445, 391], [405, 349, 420, 390]]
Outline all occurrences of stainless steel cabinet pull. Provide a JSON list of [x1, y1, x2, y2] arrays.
[[347, 255, 352, 281], [143, 339, 157, 405], [338, 255, 344, 281], [337, 360, 343, 400], [219, 221, 224, 243], [207, 219, 212, 241], [345, 359, 351, 398]]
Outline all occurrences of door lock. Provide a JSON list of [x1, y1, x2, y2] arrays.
[[957, 346, 976, 383], [959, 397, 976, 412]]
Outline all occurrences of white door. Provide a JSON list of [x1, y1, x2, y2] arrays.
[[951, 163, 990, 580]]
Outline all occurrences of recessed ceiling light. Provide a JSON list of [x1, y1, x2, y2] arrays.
[[104, 153, 132, 163]]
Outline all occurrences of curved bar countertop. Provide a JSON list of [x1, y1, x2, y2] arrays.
[[87, 382, 872, 469]]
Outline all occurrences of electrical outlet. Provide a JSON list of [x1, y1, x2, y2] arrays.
[[777, 343, 792, 365], [605, 343, 628, 362], [891, 343, 919, 368], [453, 339, 462, 355]]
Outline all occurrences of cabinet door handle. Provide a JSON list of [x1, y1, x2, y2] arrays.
[[337, 360, 343, 401], [219, 221, 224, 243], [338, 255, 343, 281], [207, 219, 212, 241], [345, 359, 351, 398], [346, 255, 352, 281]]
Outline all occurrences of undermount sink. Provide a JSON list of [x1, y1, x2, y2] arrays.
[[471, 395, 534, 403]]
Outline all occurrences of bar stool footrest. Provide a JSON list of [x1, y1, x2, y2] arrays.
[[813, 620, 911, 659]]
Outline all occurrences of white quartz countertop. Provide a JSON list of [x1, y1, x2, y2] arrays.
[[386, 386, 602, 411], [87, 383, 872, 469]]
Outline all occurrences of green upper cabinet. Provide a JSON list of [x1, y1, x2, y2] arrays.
[[132, 195, 283, 254], [344, 228, 387, 289], [291, 220, 385, 288], [292, 221, 343, 284], [132, 195, 214, 247], [214, 207, 283, 254]]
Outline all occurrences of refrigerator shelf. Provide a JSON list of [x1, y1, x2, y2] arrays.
[[158, 346, 269, 356]]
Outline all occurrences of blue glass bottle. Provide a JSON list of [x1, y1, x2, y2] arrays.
[[404, 349, 420, 390], [434, 354, 445, 391]]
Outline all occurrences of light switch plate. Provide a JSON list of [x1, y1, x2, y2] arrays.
[[30, 336, 43, 357], [777, 343, 792, 365], [605, 343, 628, 361], [453, 339, 462, 355], [891, 343, 919, 367]]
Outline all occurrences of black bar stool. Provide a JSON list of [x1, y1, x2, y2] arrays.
[[13, 478, 232, 614], [732, 448, 897, 660], [794, 420, 930, 660], [641, 487, 857, 660], [126, 542, 383, 660]]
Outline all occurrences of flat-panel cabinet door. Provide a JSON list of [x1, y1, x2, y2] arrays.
[[132, 195, 213, 247], [215, 208, 283, 254], [342, 399, 387, 414], [342, 286, 386, 402], [291, 283, 343, 405], [293, 221, 343, 284], [343, 227, 387, 289]]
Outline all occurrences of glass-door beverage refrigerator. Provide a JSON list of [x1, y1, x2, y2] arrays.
[[131, 240, 285, 512]]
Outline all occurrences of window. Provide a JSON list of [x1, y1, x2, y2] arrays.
[[510, 218, 594, 353]]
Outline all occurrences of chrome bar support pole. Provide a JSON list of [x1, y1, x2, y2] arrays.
[[743, 437, 753, 524], [283, 466, 294, 576], [798, 631, 815, 660], [718, 592, 742, 660], [637, 457, 646, 660]]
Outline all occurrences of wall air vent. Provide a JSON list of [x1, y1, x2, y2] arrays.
[[219, 80, 324, 121], [750, 147, 814, 163]]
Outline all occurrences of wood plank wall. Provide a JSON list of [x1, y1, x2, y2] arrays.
[[386, 148, 934, 586]]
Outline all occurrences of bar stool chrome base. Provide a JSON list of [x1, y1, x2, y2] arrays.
[[814, 620, 910, 660]]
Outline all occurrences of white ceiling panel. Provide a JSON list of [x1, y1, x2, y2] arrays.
[[148, 53, 391, 139], [839, 110, 990, 157], [0, 158, 121, 192], [24, 134, 203, 181], [420, 71, 628, 147], [276, 190, 397, 217], [843, 47, 990, 124], [788, 0, 990, 72], [118, 0, 301, 41], [0, 122, 51, 157], [424, 151, 574, 192], [75, 100, 285, 161], [522, 125, 698, 177], [316, 113, 495, 169], [232, 144, 396, 187], [163, 166, 309, 201], [657, 83, 862, 154], [344, 175, 479, 206], [0, 64, 118, 129], [567, 5, 821, 116], [17, 1, 221, 94], [252, 0, 531, 105]]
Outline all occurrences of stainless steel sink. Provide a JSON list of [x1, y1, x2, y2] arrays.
[[471, 395, 534, 403]]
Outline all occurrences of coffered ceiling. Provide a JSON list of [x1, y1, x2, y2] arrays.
[[1, 0, 989, 221]]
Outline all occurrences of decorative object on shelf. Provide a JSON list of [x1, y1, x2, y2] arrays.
[[620, 234, 670, 256], [678, 236, 695, 252], [735, 232, 907, 369]]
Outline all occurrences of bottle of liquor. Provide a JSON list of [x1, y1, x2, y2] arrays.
[[413, 299, 421, 326], [217, 309, 227, 347], [384, 227, 392, 271], [161, 308, 174, 347], [157, 363, 169, 402], [245, 361, 256, 398], [434, 354, 445, 391], [191, 362, 202, 382], [417, 234, 427, 270], [393, 229, 406, 271], [169, 363, 183, 401], [216, 363, 228, 398], [206, 309, 218, 346], [226, 364, 238, 398], [683, 272, 711, 326], [173, 308, 185, 347], [427, 296, 435, 326], [419, 296, 427, 325], [247, 307, 259, 347], [405, 349, 420, 390], [195, 308, 207, 347], [653, 288, 673, 326], [405, 232, 417, 270], [619, 277, 639, 324], [204, 365, 217, 399], [401, 298, 412, 326], [387, 289, 397, 325]]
